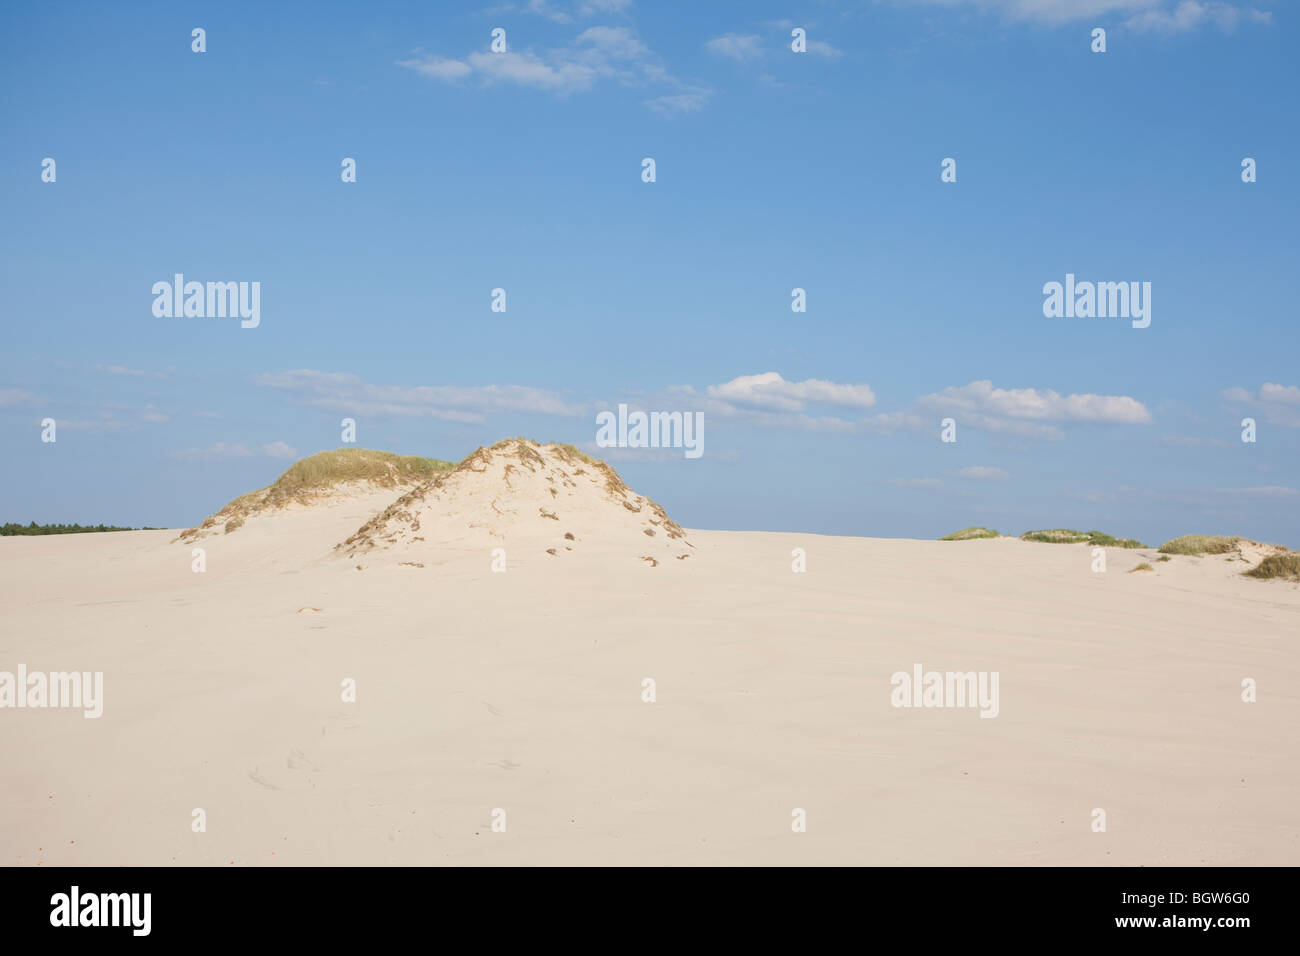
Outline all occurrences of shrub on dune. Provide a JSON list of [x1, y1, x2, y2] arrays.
[[1158, 535, 1242, 556], [1244, 553, 1300, 582], [1020, 529, 1145, 548], [939, 527, 999, 540]]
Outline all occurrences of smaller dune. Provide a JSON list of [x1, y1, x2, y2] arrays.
[[1020, 529, 1145, 548], [176, 448, 453, 542], [939, 527, 999, 541]]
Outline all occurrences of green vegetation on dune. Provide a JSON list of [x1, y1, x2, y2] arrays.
[[939, 527, 999, 540], [179, 448, 456, 541], [1158, 535, 1242, 555], [258, 448, 453, 508], [1244, 553, 1300, 582], [1020, 529, 1146, 548], [2, 522, 161, 536]]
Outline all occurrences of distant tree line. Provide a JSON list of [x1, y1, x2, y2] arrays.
[[1, 522, 161, 536]]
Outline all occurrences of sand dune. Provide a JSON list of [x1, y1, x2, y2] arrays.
[[338, 438, 693, 565], [177, 448, 451, 543], [2, 447, 1298, 866]]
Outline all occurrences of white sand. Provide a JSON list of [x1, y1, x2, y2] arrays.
[[2, 464, 1297, 866]]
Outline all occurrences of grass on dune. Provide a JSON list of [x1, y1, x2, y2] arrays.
[[180, 449, 456, 540], [1020, 529, 1146, 548], [1244, 553, 1300, 582], [259, 448, 453, 507], [939, 527, 1000, 540], [1157, 535, 1242, 555]]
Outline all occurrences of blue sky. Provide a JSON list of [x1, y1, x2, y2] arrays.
[[2, 0, 1297, 545]]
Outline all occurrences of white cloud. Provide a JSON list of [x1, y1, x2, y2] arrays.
[[171, 442, 254, 461], [891, 0, 1270, 32], [916, 380, 1151, 437], [396, 56, 473, 80], [1161, 435, 1230, 448], [1124, 1, 1271, 32], [889, 477, 945, 491], [1221, 485, 1300, 498], [0, 388, 38, 407], [398, 24, 697, 108], [706, 33, 763, 62], [577, 25, 648, 58], [806, 39, 843, 58], [1222, 383, 1300, 427], [1260, 383, 1300, 405], [707, 372, 876, 412], [646, 91, 710, 115], [262, 441, 298, 460], [172, 442, 297, 462], [511, 0, 632, 22], [256, 369, 582, 423], [96, 364, 171, 380], [673, 374, 1144, 438], [463, 49, 600, 93], [956, 465, 1010, 480]]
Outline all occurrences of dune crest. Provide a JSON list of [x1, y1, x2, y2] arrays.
[[336, 438, 693, 562]]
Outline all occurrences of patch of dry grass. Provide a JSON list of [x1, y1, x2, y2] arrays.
[[1244, 553, 1300, 582], [1158, 535, 1242, 556]]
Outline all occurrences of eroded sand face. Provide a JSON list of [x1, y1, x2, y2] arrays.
[[2, 519, 1297, 866]]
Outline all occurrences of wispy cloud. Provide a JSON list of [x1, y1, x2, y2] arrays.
[[670, 374, 1147, 439], [956, 465, 1010, 480], [0, 388, 39, 407], [1222, 383, 1300, 427], [398, 24, 703, 110], [1220, 485, 1300, 498], [1124, 1, 1271, 32], [888, 477, 945, 491], [892, 0, 1271, 32], [645, 90, 710, 115], [256, 369, 583, 423], [506, 0, 633, 24], [707, 372, 876, 412], [1162, 435, 1230, 448], [806, 38, 843, 58], [171, 441, 297, 462], [705, 33, 763, 62], [915, 380, 1151, 438], [96, 364, 171, 380]]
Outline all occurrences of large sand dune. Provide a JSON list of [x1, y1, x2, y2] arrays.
[[2, 451, 1297, 866]]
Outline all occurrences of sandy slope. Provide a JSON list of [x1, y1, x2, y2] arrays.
[[1, 523, 1297, 866]]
